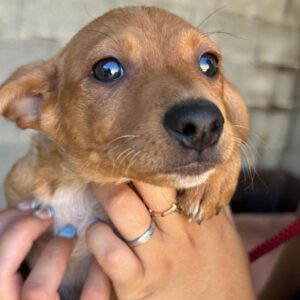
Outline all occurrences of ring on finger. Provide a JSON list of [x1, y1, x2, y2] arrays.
[[149, 202, 181, 218], [126, 220, 156, 247]]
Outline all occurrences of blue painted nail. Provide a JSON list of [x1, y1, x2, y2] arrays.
[[89, 215, 102, 224], [57, 224, 77, 239]]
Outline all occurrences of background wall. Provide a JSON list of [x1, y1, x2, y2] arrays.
[[0, 0, 299, 208]]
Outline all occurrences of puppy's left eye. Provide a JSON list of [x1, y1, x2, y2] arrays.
[[199, 53, 218, 78], [92, 58, 124, 82]]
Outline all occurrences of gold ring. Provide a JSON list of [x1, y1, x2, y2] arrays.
[[149, 203, 181, 217]]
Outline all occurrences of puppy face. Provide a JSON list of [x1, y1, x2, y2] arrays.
[[0, 7, 248, 189]]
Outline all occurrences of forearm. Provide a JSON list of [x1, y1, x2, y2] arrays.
[[259, 234, 300, 300]]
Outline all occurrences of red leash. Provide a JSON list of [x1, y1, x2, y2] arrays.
[[249, 218, 300, 263]]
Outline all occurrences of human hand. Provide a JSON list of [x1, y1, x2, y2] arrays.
[[0, 201, 76, 300], [87, 183, 256, 300]]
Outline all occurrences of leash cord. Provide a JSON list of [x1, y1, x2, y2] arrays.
[[249, 219, 300, 263]]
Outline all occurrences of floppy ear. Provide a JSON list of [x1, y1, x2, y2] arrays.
[[224, 79, 249, 142], [0, 59, 57, 130]]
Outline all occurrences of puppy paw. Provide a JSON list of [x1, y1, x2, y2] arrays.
[[177, 156, 240, 224], [177, 183, 226, 224]]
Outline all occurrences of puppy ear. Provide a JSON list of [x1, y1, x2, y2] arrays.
[[224, 79, 249, 142], [0, 59, 57, 130]]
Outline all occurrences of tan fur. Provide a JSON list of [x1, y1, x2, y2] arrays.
[[0, 7, 248, 299]]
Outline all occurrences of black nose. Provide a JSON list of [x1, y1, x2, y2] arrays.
[[163, 99, 224, 152]]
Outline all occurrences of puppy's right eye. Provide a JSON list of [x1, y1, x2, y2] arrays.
[[92, 58, 124, 82]]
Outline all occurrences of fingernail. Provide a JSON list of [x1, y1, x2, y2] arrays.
[[57, 224, 77, 239], [215, 207, 221, 215], [33, 206, 55, 220], [196, 219, 202, 226], [17, 199, 39, 211], [89, 215, 102, 225]]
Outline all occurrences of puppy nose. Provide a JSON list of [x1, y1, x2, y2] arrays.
[[163, 100, 224, 152]]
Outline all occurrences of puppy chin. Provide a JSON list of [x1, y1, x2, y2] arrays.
[[167, 169, 215, 189]]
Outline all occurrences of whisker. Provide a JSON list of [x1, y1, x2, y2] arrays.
[[232, 145, 250, 187], [116, 148, 134, 162], [105, 133, 140, 176], [118, 149, 137, 168], [234, 137, 252, 177], [126, 150, 142, 174], [109, 146, 130, 175], [232, 124, 248, 129], [84, 8, 121, 47], [197, 5, 227, 29], [81, 29, 120, 46], [245, 140, 258, 157], [232, 124, 265, 146], [234, 137, 257, 189], [106, 135, 139, 148], [201, 31, 248, 41], [240, 145, 255, 189]]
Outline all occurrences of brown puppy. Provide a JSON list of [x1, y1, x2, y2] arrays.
[[0, 6, 248, 298]]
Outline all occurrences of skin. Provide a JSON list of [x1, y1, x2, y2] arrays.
[[0, 182, 255, 300], [259, 207, 300, 300], [259, 235, 300, 300]]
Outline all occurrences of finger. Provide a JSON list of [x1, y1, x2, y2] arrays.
[[133, 181, 184, 228], [92, 184, 158, 246], [0, 273, 23, 300], [80, 258, 111, 300], [0, 208, 34, 235], [0, 210, 53, 279], [86, 221, 143, 289], [23, 227, 76, 299]]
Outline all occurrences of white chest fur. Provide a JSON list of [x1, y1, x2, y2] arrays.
[[38, 184, 108, 299], [42, 184, 107, 234]]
